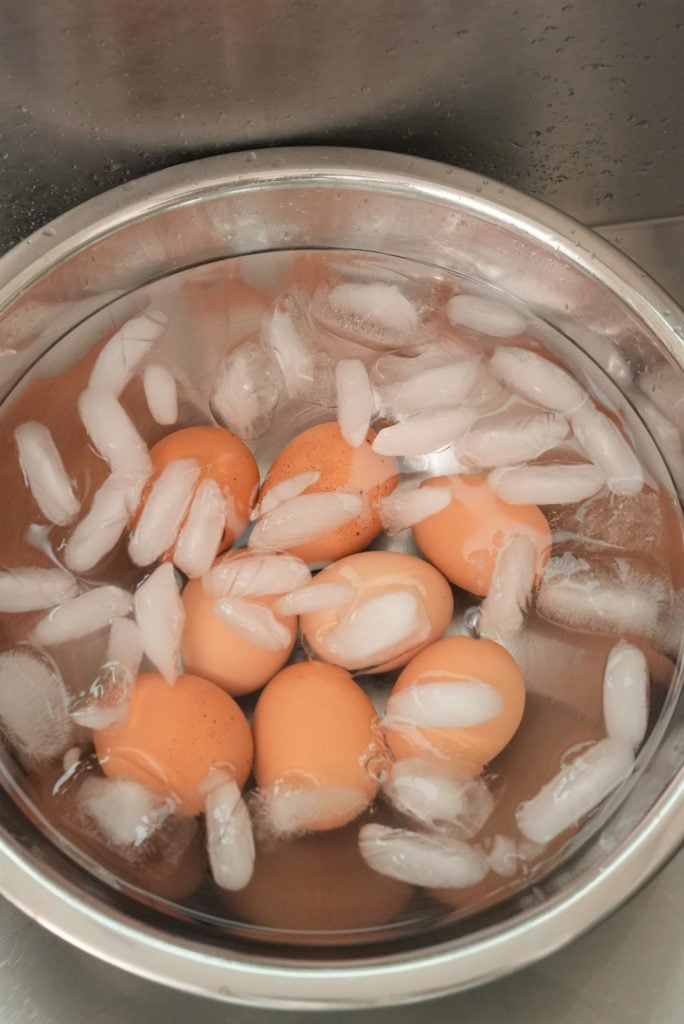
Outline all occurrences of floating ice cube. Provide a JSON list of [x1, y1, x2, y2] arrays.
[[516, 737, 634, 844], [78, 388, 153, 479], [358, 824, 489, 888], [463, 362, 509, 412], [372, 349, 482, 418], [253, 784, 369, 841], [487, 834, 518, 877], [536, 554, 668, 638], [134, 563, 184, 684], [173, 477, 226, 579], [489, 463, 606, 505], [211, 334, 282, 441], [0, 648, 75, 765], [264, 303, 315, 399], [253, 470, 320, 518], [15, 421, 80, 526], [32, 585, 133, 646], [446, 294, 526, 337], [490, 346, 587, 413], [70, 666, 134, 730], [386, 680, 503, 728], [143, 362, 178, 425], [383, 759, 494, 837], [320, 590, 430, 670], [321, 282, 420, 338], [273, 582, 356, 615], [248, 492, 363, 552], [203, 552, 311, 599], [205, 780, 255, 891], [335, 359, 375, 448], [460, 411, 569, 468], [602, 641, 649, 750], [128, 459, 200, 567], [480, 534, 537, 640], [88, 310, 166, 396], [64, 472, 145, 573], [378, 485, 452, 534], [372, 408, 478, 458], [77, 777, 171, 849], [570, 404, 643, 496], [213, 597, 291, 650], [106, 617, 144, 680], [0, 567, 79, 613]]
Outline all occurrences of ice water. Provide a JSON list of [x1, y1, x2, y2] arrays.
[[0, 249, 681, 944]]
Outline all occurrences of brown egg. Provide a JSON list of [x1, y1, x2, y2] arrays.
[[257, 421, 398, 565], [412, 474, 551, 596], [147, 426, 259, 550], [385, 636, 526, 775], [300, 550, 454, 673], [431, 693, 604, 913], [253, 662, 380, 833], [94, 673, 253, 815], [181, 552, 297, 696], [224, 824, 412, 939]]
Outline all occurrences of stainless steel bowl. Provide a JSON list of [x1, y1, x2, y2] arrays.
[[0, 148, 682, 1010]]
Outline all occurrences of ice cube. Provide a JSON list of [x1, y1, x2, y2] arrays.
[[320, 590, 430, 670], [203, 552, 311, 599], [537, 553, 669, 639], [335, 359, 375, 448], [213, 596, 292, 650], [383, 759, 494, 837], [64, 472, 145, 573], [317, 281, 420, 341], [264, 302, 315, 399], [205, 780, 255, 891], [386, 680, 504, 728], [211, 334, 282, 441], [372, 407, 478, 457], [88, 310, 167, 395], [77, 777, 171, 849], [0, 567, 80, 613], [372, 347, 482, 418], [134, 563, 184, 684], [128, 459, 200, 567], [0, 647, 75, 765], [273, 582, 356, 615], [602, 641, 649, 750], [248, 492, 363, 552], [460, 411, 569, 467], [143, 362, 178, 425], [78, 388, 153, 479], [358, 824, 489, 888], [516, 737, 634, 844], [480, 534, 537, 640], [253, 470, 320, 518], [571, 403, 643, 495], [446, 294, 526, 337], [106, 617, 143, 679], [173, 477, 226, 579], [253, 783, 369, 841], [489, 463, 606, 505], [490, 346, 587, 413], [378, 485, 452, 534], [14, 421, 80, 526], [487, 834, 518, 877], [32, 585, 133, 646]]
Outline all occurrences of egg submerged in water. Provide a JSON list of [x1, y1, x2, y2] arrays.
[[252, 661, 381, 837]]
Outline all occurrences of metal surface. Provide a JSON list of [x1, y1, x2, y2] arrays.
[[1, 0, 683, 254], [0, 148, 682, 1011]]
